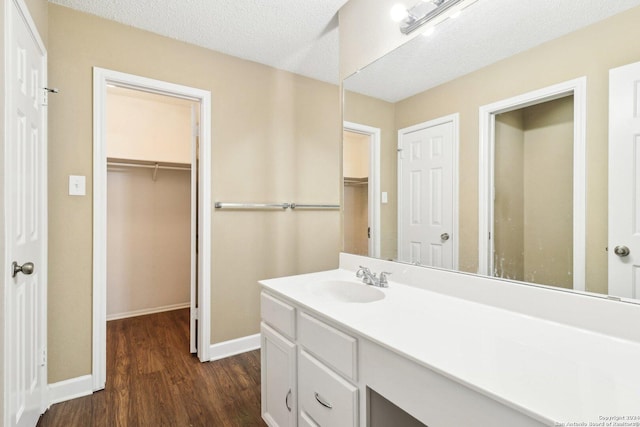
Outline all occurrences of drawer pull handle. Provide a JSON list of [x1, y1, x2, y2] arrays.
[[314, 392, 333, 409], [285, 389, 292, 412]]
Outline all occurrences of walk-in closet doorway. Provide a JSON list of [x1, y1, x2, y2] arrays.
[[93, 68, 213, 391], [106, 87, 195, 318]]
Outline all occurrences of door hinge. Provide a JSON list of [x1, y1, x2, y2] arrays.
[[42, 87, 59, 106], [40, 347, 47, 367], [191, 308, 199, 320]]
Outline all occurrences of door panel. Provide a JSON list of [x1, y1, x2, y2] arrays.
[[609, 61, 640, 298], [399, 120, 455, 268], [6, 2, 47, 426]]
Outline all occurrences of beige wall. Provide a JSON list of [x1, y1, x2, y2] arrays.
[[522, 96, 574, 288], [48, 4, 341, 383], [494, 97, 574, 288], [107, 168, 191, 318], [343, 184, 368, 255], [343, 131, 369, 255], [343, 91, 397, 260], [1, 0, 48, 418], [494, 110, 525, 281], [106, 88, 193, 164], [343, 131, 369, 178]]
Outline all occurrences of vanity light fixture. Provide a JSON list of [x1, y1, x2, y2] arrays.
[[394, 0, 477, 35]]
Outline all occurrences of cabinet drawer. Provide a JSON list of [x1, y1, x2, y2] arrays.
[[298, 350, 358, 427], [298, 311, 357, 380], [261, 292, 296, 340]]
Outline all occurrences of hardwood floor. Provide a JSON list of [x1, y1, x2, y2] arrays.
[[37, 309, 267, 427]]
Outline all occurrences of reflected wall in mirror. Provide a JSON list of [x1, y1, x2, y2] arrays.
[[343, 2, 640, 300]]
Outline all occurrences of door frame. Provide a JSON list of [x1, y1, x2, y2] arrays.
[[343, 121, 381, 258], [3, 0, 49, 422], [92, 68, 212, 391], [397, 113, 460, 269], [478, 77, 586, 290]]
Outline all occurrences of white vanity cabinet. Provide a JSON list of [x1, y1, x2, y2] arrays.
[[261, 293, 297, 427], [296, 312, 359, 427], [261, 291, 359, 427]]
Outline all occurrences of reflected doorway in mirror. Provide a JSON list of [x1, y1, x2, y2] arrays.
[[343, 122, 381, 258], [478, 78, 587, 291]]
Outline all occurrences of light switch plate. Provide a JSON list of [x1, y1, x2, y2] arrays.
[[382, 192, 388, 204], [69, 175, 86, 196]]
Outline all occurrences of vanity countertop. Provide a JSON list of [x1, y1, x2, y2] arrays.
[[260, 268, 640, 425]]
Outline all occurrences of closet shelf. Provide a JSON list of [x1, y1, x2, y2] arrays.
[[344, 176, 368, 186], [107, 158, 191, 181], [107, 157, 191, 171]]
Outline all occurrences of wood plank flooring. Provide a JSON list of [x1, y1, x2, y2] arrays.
[[37, 309, 267, 427]]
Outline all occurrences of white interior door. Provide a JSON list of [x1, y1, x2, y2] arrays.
[[5, 1, 47, 426], [398, 116, 457, 268], [609, 61, 640, 299]]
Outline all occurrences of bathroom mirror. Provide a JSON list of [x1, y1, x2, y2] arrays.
[[342, 0, 640, 301]]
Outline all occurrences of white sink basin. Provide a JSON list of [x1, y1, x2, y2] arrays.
[[308, 280, 385, 303]]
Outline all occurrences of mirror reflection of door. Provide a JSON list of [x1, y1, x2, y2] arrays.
[[609, 61, 640, 300], [397, 115, 458, 269], [493, 95, 574, 288], [343, 130, 371, 256]]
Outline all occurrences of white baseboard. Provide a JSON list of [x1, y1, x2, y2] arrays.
[[106, 302, 190, 321], [48, 374, 93, 406], [209, 333, 261, 361]]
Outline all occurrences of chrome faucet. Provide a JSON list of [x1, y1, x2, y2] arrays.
[[356, 266, 391, 288]]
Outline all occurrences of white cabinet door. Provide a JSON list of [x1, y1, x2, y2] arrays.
[[261, 323, 297, 427]]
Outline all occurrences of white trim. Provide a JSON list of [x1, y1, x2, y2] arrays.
[[4, 0, 49, 423], [92, 68, 213, 391], [47, 375, 93, 406], [106, 303, 190, 321], [343, 121, 381, 258], [478, 77, 587, 291], [209, 333, 261, 361], [397, 113, 460, 270]]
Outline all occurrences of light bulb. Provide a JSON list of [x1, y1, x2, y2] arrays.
[[390, 3, 409, 22]]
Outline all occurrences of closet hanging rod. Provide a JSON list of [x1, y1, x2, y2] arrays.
[[214, 202, 291, 210], [106, 160, 191, 171], [290, 203, 340, 210]]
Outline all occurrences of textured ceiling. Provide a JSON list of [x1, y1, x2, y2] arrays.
[[49, 0, 640, 92], [48, 0, 348, 84], [345, 0, 640, 102]]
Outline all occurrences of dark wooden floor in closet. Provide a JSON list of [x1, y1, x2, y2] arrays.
[[37, 308, 266, 427]]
